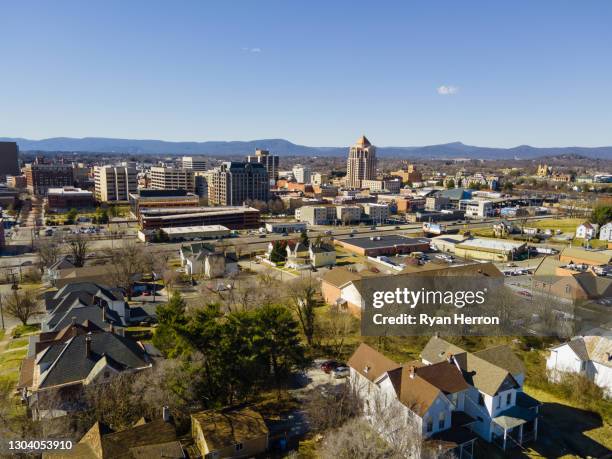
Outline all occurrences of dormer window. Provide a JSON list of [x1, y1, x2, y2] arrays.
[[506, 393, 512, 405]]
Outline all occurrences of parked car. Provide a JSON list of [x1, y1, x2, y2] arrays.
[[332, 366, 350, 379], [320, 360, 340, 373]]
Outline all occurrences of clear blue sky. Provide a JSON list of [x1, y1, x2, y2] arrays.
[[1, 0, 611, 147]]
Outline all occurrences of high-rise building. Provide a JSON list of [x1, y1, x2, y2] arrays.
[[25, 161, 74, 196], [150, 166, 195, 192], [246, 149, 279, 185], [292, 164, 311, 184], [208, 162, 269, 206], [346, 135, 377, 188], [0, 142, 19, 178], [94, 165, 138, 202], [182, 156, 207, 172]]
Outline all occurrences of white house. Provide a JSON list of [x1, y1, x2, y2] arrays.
[[180, 243, 238, 278], [348, 338, 540, 456], [546, 335, 612, 398], [576, 222, 599, 240], [599, 222, 612, 242]]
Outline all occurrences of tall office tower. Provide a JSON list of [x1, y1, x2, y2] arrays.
[[292, 164, 311, 184], [150, 166, 195, 192], [25, 160, 74, 196], [0, 142, 19, 178], [246, 149, 279, 185], [208, 162, 269, 206], [182, 156, 207, 172], [94, 165, 138, 202], [346, 135, 377, 188]]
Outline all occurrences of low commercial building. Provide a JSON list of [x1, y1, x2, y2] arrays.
[[558, 247, 612, 266], [361, 178, 401, 193], [336, 205, 361, 224], [454, 238, 527, 262], [47, 187, 95, 210], [462, 200, 494, 219], [377, 194, 425, 214], [265, 222, 307, 233], [139, 206, 260, 230], [161, 225, 231, 242], [6, 175, 27, 189], [336, 235, 431, 257], [130, 189, 200, 217]]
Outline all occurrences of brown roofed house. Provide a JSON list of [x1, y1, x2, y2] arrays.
[[191, 407, 269, 459], [347, 342, 401, 383]]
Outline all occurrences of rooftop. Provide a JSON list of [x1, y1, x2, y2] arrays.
[[456, 237, 526, 253], [341, 235, 431, 250], [162, 225, 230, 235]]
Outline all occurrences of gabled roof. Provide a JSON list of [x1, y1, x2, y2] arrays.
[[473, 345, 526, 376], [321, 267, 367, 288], [191, 407, 268, 451], [387, 366, 442, 417], [420, 336, 466, 363], [413, 360, 470, 395], [347, 343, 400, 383], [456, 353, 519, 396], [552, 335, 612, 367], [49, 305, 122, 332], [38, 332, 150, 389], [559, 247, 612, 265]]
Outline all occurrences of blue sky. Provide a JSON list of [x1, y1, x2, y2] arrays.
[[1, 0, 611, 147]]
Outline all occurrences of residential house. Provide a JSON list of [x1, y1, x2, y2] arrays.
[[546, 334, 612, 397], [191, 407, 269, 458], [321, 263, 503, 317], [309, 243, 336, 268], [284, 241, 336, 269], [348, 338, 540, 455], [180, 243, 239, 278], [20, 330, 152, 419], [41, 282, 129, 332], [43, 410, 184, 458], [576, 222, 599, 240], [600, 222, 612, 242]]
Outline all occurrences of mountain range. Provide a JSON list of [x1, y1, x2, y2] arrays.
[[2, 136, 612, 160]]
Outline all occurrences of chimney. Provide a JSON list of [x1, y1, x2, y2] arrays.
[[162, 406, 171, 422], [85, 336, 92, 358], [447, 353, 454, 364], [409, 365, 415, 379]]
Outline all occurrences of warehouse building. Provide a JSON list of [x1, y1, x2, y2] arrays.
[[454, 238, 527, 262], [335, 235, 431, 257]]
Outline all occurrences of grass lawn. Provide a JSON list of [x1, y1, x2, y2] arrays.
[[523, 386, 611, 458], [7, 338, 28, 350], [12, 323, 40, 337], [530, 217, 583, 233]]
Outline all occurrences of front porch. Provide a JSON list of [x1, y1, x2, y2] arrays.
[[492, 396, 540, 451], [429, 411, 479, 459]]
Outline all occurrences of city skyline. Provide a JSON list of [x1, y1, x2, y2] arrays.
[[1, 1, 612, 147]]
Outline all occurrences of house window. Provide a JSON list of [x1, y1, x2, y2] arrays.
[[235, 443, 243, 452], [438, 412, 445, 429], [496, 396, 501, 409], [426, 417, 433, 433], [506, 393, 512, 405], [478, 393, 485, 406]]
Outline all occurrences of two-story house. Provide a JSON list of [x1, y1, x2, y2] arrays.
[[348, 337, 540, 455]]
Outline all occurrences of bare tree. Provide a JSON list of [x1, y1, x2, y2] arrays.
[[105, 242, 147, 300], [35, 236, 62, 272], [288, 277, 319, 346], [318, 305, 357, 357], [68, 234, 89, 267], [3, 289, 42, 325]]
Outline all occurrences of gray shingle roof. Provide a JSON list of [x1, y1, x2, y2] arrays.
[[39, 332, 150, 389]]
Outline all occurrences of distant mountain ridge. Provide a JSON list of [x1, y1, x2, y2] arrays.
[[2, 136, 612, 160]]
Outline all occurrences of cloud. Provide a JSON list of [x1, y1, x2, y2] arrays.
[[437, 85, 459, 95], [241, 47, 262, 53]]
